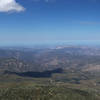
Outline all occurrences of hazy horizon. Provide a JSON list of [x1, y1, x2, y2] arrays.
[[0, 40, 100, 47]]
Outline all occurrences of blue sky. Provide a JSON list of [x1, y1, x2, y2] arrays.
[[0, 0, 100, 46]]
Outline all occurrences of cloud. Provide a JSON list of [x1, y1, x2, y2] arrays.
[[32, 0, 56, 3], [0, 0, 25, 12], [80, 21, 100, 25], [45, 0, 56, 3]]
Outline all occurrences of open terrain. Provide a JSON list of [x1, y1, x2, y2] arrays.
[[0, 46, 100, 99]]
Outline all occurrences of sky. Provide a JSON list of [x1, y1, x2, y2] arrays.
[[0, 0, 100, 46]]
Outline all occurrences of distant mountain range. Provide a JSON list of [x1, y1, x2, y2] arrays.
[[0, 46, 100, 73]]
